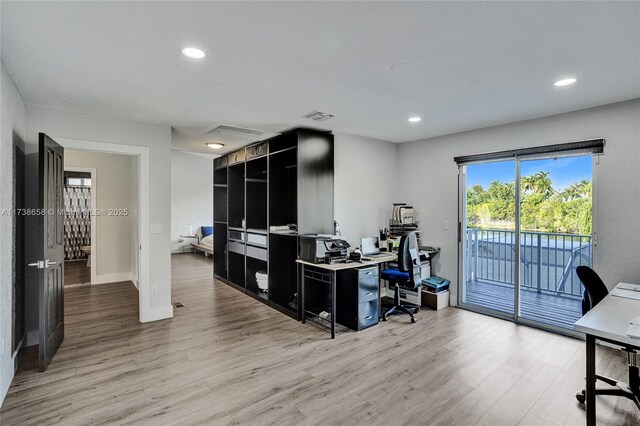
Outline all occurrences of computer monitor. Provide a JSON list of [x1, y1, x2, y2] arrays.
[[361, 236, 380, 255]]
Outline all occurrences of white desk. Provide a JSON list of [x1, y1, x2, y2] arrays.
[[574, 282, 640, 426], [297, 253, 397, 339]]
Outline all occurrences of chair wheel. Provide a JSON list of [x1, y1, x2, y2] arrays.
[[411, 317, 416, 323], [382, 316, 387, 322], [576, 392, 585, 404]]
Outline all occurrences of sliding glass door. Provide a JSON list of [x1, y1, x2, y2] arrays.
[[459, 154, 593, 332], [460, 160, 517, 317], [517, 156, 593, 330]]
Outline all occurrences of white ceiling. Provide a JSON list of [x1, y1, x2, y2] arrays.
[[2, 1, 639, 154]]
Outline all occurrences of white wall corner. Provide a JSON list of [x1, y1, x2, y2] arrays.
[[140, 305, 173, 323]]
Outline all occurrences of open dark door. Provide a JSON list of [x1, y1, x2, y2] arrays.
[[29, 133, 65, 371]]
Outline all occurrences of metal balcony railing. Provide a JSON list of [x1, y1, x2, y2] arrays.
[[465, 228, 592, 298]]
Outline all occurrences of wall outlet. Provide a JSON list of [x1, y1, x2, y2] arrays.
[[151, 285, 158, 295], [150, 223, 162, 234], [443, 220, 450, 230]]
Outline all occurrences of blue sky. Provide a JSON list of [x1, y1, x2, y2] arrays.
[[467, 155, 592, 191]]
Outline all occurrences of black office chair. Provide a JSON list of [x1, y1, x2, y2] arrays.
[[380, 232, 421, 323], [575, 266, 640, 409]]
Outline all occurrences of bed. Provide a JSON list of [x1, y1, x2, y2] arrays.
[[191, 227, 214, 257]]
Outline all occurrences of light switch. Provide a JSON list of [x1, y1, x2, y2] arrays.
[[150, 223, 162, 234], [443, 220, 449, 230]]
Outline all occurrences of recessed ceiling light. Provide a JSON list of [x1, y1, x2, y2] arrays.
[[182, 47, 206, 59], [553, 78, 577, 87], [408, 116, 422, 123], [207, 143, 224, 149]]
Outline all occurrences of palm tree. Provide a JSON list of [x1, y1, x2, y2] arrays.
[[521, 171, 555, 199], [562, 180, 591, 200]]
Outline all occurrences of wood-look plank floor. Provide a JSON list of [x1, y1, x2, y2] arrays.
[[64, 259, 91, 286], [2, 253, 639, 425]]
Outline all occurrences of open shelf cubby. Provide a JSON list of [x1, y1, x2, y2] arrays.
[[268, 233, 298, 313], [214, 186, 227, 223], [269, 147, 297, 230], [246, 253, 268, 301], [214, 167, 227, 185], [213, 223, 227, 279], [228, 162, 245, 229], [246, 156, 267, 231]]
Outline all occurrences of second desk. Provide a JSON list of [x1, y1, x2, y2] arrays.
[[297, 253, 397, 339]]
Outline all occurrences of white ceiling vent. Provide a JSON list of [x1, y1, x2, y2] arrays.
[[303, 110, 334, 122], [204, 124, 267, 137], [202, 124, 277, 145]]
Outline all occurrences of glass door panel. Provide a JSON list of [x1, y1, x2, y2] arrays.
[[517, 156, 593, 330], [461, 160, 517, 316]]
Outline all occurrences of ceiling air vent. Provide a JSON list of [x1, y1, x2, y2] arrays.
[[303, 110, 334, 122], [203, 124, 267, 137]]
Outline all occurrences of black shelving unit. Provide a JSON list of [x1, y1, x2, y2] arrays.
[[212, 128, 334, 320], [213, 157, 228, 280]]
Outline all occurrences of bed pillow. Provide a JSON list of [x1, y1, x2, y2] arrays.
[[201, 226, 214, 237]]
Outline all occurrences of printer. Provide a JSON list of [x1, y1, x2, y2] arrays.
[[299, 235, 350, 264]]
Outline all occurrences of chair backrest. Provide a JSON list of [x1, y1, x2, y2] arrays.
[[397, 232, 421, 289], [576, 266, 609, 315]]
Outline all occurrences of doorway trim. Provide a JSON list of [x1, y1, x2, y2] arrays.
[[63, 166, 97, 285], [54, 138, 153, 323]]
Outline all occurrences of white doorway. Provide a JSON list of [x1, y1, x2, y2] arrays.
[[56, 138, 154, 323]]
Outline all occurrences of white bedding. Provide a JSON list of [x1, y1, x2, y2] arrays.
[[200, 234, 213, 247]]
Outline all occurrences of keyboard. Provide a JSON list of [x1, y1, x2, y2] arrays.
[[365, 252, 392, 258]]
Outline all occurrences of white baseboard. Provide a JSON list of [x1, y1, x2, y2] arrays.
[[92, 272, 135, 285], [140, 305, 173, 323]]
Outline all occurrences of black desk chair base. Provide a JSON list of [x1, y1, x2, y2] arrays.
[[576, 380, 640, 410], [576, 353, 640, 411], [382, 283, 418, 323], [575, 266, 640, 412]]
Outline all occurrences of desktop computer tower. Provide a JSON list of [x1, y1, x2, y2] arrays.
[[336, 266, 380, 331]]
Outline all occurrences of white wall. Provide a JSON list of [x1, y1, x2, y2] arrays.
[[64, 150, 136, 283], [24, 105, 172, 323], [334, 132, 399, 246], [0, 62, 26, 407], [170, 151, 213, 253], [397, 99, 640, 304]]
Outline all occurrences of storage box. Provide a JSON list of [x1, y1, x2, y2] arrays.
[[422, 276, 449, 293], [421, 289, 449, 310]]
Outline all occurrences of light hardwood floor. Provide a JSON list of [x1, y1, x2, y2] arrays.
[[2, 253, 639, 425]]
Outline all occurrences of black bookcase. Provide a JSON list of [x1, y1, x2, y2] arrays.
[[213, 158, 228, 280], [212, 128, 334, 319]]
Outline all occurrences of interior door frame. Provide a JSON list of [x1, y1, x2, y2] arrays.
[[54, 138, 154, 323], [457, 152, 597, 335], [63, 166, 97, 285]]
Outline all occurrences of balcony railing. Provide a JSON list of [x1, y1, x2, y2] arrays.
[[465, 228, 592, 298]]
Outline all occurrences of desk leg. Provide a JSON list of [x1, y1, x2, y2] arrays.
[[300, 264, 305, 324], [331, 270, 336, 339], [586, 334, 596, 426], [377, 263, 385, 320]]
